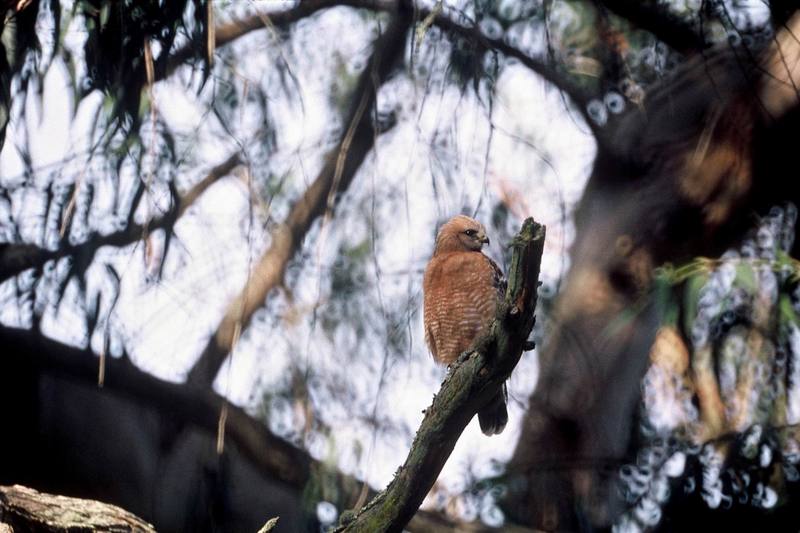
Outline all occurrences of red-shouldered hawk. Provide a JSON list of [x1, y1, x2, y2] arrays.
[[423, 215, 507, 435]]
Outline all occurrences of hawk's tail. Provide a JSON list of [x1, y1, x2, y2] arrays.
[[478, 384, 508, 436]]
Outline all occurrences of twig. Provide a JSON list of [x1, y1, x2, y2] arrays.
[[0, 152, 242, 284]]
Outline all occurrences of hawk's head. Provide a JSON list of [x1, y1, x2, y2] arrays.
[[434, 215, 490, 254]]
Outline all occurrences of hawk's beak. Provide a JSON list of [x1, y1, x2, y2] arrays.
[[480, 235, 490, 245]]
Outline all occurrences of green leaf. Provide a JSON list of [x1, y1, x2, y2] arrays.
[[682, 272, 708, 335], [100, 3, 110, 28], [779, 294, 799, 328], [734, 262, 757, 293]]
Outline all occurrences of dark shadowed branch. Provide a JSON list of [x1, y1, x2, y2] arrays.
[[414, 2, 593, 118], [185, 10, 412, 387], [0, 324, 512, 532], [0, 324, 312, 487], [333, 218, 545, 533], [0, 152, 242, 285], [410, 5, 601, 145]]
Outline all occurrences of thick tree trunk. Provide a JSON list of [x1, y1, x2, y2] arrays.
[[505, 11, 800, 531]]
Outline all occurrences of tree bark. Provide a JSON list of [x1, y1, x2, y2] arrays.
[[0, 485, 155, 532]]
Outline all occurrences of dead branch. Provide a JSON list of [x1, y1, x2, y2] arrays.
[[0, 484, 155, 532], [333, 218, 545, 533]]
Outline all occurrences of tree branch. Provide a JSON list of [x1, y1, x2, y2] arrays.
[[165, 0, 594, 132], [0, 485, 155, 533], [185, 10, 412, 387], [598, 0, 706, 56], [334, 218, 545, 532], [164, 0, 396, 79], [0, 324, 312, 488], [0, 152, 242, 285], [418, 2, 593, 113]]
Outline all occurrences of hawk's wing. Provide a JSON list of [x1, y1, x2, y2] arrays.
[[486, 254, 506, 301], [423, 251, 506, 365]]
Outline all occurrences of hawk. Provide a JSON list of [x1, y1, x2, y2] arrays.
[[423, 215, 507, 435]]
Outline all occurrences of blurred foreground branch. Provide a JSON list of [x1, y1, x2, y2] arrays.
[[334, 218, 545, 532], [186, 10, 412, 387], [0, 484, 155, 532], [505, 9, 800, 530]]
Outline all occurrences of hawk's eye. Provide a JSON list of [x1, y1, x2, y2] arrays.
[[464, 229, 477, 237]]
